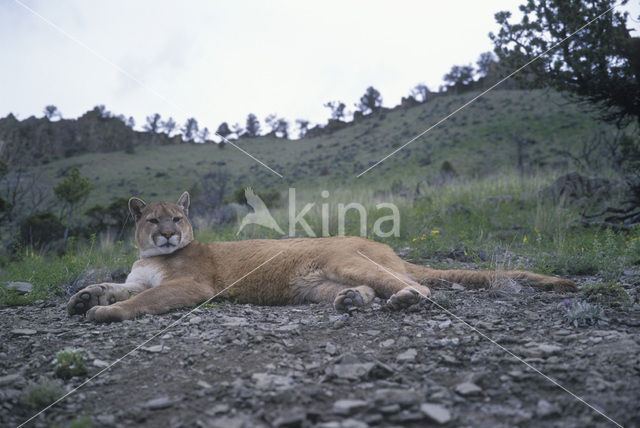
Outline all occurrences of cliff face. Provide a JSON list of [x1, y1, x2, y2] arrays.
[[0, 110, 180, 166]]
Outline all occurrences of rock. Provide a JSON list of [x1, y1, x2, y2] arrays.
[[396, 348, 418, 362], [0, 373, 22, 386], [455, 382, 482, 396], [272, 411, 307, 427], [379, 339, 395, 348], [145, 396, 179, 410], [206, 416, 252, 428], [251, 373, 294, 390], [92, 359, 110, 368], [142, 345, 164, 353], [374, 388, 421, 406], [536, 399, 560, 417], [332, 399, 368, 415], [207, 404, 230, 415], [96, 414, 116, 425], [421, 403, 452, 424], [1, 282, 33, 294], [332, 363, 375, 380], [69, 268, 113, 294], [326, 342, 338, 355], [197, 380, 212, 389], [537, 344, 562, 355], [221, 316, 247, 326], [11, 328, 37, 335], [438, 320, 452, 329], [189, 316, 203, 325]]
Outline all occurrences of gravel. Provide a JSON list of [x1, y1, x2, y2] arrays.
[[1, 276, 639, 427]]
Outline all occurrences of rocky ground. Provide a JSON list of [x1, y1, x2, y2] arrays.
[[1, 273, 640, 428]]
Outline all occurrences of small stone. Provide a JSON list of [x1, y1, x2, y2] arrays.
[[438, 320, 452, 329], [326, 342, 338, 355], [197, 380, 212, 389], [396, 348, 417, 362], [421, 403, 452, 424], [11, 329, 37, 335], [333, 363, 374, 380], [96, 414, 116, 425], [537, 344, 562, 355], [455, 382, 482, 396], [145, 396, 177, 410], [536, 399, 560, 417], [374, 388, 421, 406], [332, 399, 368, 415], [380, 339, 395, 348], [2, 282, 33, 294], [272, 411, 307, 427], [189, 316, 203, 325], [207, 404, 230, 415], [251, 373, 294, 390], [0, 373, 22, 386], [92, 359, 110, 368], [142, 345, 164, 353]]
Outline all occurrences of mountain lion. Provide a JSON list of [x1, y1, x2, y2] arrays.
[[67, 192, 578, 322]]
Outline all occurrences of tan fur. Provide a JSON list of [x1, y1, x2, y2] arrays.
[[67, 192, 578, 322]]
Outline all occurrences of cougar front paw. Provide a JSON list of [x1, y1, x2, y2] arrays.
[[87, 305, 128, 323], [67, 285, 118, 316], [387, 287, 429, 310], [334, 289, 365, 312]]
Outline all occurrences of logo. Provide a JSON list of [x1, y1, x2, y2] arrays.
[[236, 187, 400, 238]]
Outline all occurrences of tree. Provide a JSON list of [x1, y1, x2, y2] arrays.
[[231, 123, 244, 138], [182, 118, 199, 141], [324, 101, 346, 120], [162, 117, 177, 136], [144, 113, 162, 133], [245, 113, 261, 137], [43, 105, 61, 120], [93, 105, 110, 118], [53, 168, 93, 245], [490, 0, 640, 126], [476, 51, 497, 78], [216, 122, 232, 139], [443, 65, 475, 92], [296, 119, 310, 138], [265, 114, 277, 134], [357, 87, 382, 114], [411, 84, 430, 103], [275, 118, 289, 139], [126, 116, 135, 129], [199, 127, 210, 142]]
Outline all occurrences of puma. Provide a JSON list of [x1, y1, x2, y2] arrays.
[[67, 192, 578, 322]]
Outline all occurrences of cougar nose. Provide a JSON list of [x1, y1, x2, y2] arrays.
[[162, 231, 174, 238]]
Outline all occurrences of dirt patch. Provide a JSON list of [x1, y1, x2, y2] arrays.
[[1, 280, 639, 428]]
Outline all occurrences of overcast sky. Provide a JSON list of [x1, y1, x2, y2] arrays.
[[1, 1, 639, 135]]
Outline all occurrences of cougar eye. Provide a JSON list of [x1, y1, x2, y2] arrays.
[[147, 218, 159, 224], [173, 216, 182, 223]]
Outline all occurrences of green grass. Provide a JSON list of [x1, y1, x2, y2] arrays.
[[2, 171, 638, 307], [31, 89, 620, 209], [0, 236, 137, 306]]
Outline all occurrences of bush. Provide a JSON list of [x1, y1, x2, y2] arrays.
[[54, 348, 88, 379], [19, 212, 65, 248], [21, 376, 63, 408], [582, 281, 631, 308]]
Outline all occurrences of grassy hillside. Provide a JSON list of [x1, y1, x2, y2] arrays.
[[33, 89, 616, 208]]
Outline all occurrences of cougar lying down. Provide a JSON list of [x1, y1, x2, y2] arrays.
[[67, 192, 578, 322]]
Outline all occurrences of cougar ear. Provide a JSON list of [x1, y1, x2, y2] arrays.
[[177, 191, 190, 216], [128, 197, 147, 221]]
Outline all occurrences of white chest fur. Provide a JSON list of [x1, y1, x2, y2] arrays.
[[126, 260, 164, 287]]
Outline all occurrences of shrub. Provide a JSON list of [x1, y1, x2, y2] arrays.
[[582, 281, 631, 308], [54, 348, 88, 379], [21, 377, 63, 408], [19, 212, 65, 248], [563, 300, 603, 327]]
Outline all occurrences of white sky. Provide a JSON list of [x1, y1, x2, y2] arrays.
[[1, 1, 639, 134]]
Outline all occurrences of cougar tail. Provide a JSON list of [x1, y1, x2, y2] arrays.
[[403, 261, 578, 292]]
